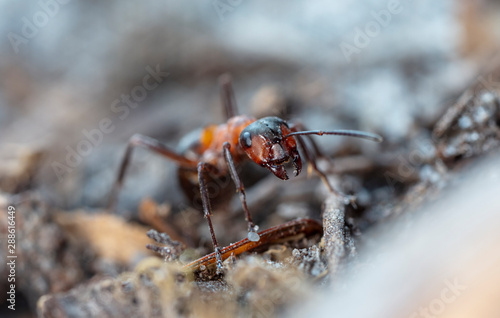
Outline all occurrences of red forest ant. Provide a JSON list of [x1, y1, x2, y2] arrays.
[[108, 74, 382, 270]]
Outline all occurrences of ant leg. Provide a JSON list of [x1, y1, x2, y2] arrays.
[[197, 162, 223, 272], [108, 134, 197, 211], [222, 142, 260, 242], [294, 135, 356, 205], [219, 74, 238, 119], [291, 122, 327, 160]]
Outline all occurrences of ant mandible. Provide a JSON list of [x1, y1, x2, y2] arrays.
[[108, 74, 382, 270]]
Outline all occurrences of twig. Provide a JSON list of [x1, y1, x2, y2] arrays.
[[184, 218, 323, 271], [322, 194, 350, 275]]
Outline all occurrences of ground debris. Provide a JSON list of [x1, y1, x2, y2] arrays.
[[55, 211, 155, 266], [37, 252, 315, 318], [0, 195, 93, 309], [146, 229, 186, 262], [37, 259, 184, 318], [224, 257, 313, 318], [291, 245, 327, 278], [434, 86, 500, 161]]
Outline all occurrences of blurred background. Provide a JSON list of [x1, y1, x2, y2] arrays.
[[1, 0, 500, 317]]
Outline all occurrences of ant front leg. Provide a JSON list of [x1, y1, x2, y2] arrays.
[[291, 128, 356, 205], [222, 142, 260, 242], [197, 162, 224, 272], [291, 122, 328, 160], [108, 134, 197, 211]]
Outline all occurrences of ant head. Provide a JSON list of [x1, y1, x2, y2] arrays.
[[239, 116, 302, 180]]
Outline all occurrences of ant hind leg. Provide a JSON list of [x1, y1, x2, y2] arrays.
[[107, 134, 197, 212]]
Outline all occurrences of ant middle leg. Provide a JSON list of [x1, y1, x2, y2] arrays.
[[108, 133, 197, 211], [294, 134, 356, 205], [222, 142, 260, 242], [219, 73, 238, 119], [197, 162, 224, 271]]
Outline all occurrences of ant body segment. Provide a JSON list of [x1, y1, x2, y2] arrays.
[[108, 74, 382, 270]]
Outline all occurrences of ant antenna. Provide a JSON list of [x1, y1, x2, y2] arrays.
[[284, 129, 383, 143]]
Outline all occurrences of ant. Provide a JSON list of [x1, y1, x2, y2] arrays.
[[108, 74, 382, 270]]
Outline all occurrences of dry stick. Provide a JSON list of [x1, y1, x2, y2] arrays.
[[322, 194, 349, 275], [433, 88, 475, 138], [184, 218, 323, 271]]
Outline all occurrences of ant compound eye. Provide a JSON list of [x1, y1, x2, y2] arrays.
[[241, 131, 252, 148]]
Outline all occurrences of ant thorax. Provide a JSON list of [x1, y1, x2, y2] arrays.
[[178, 115, 256, 168]]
